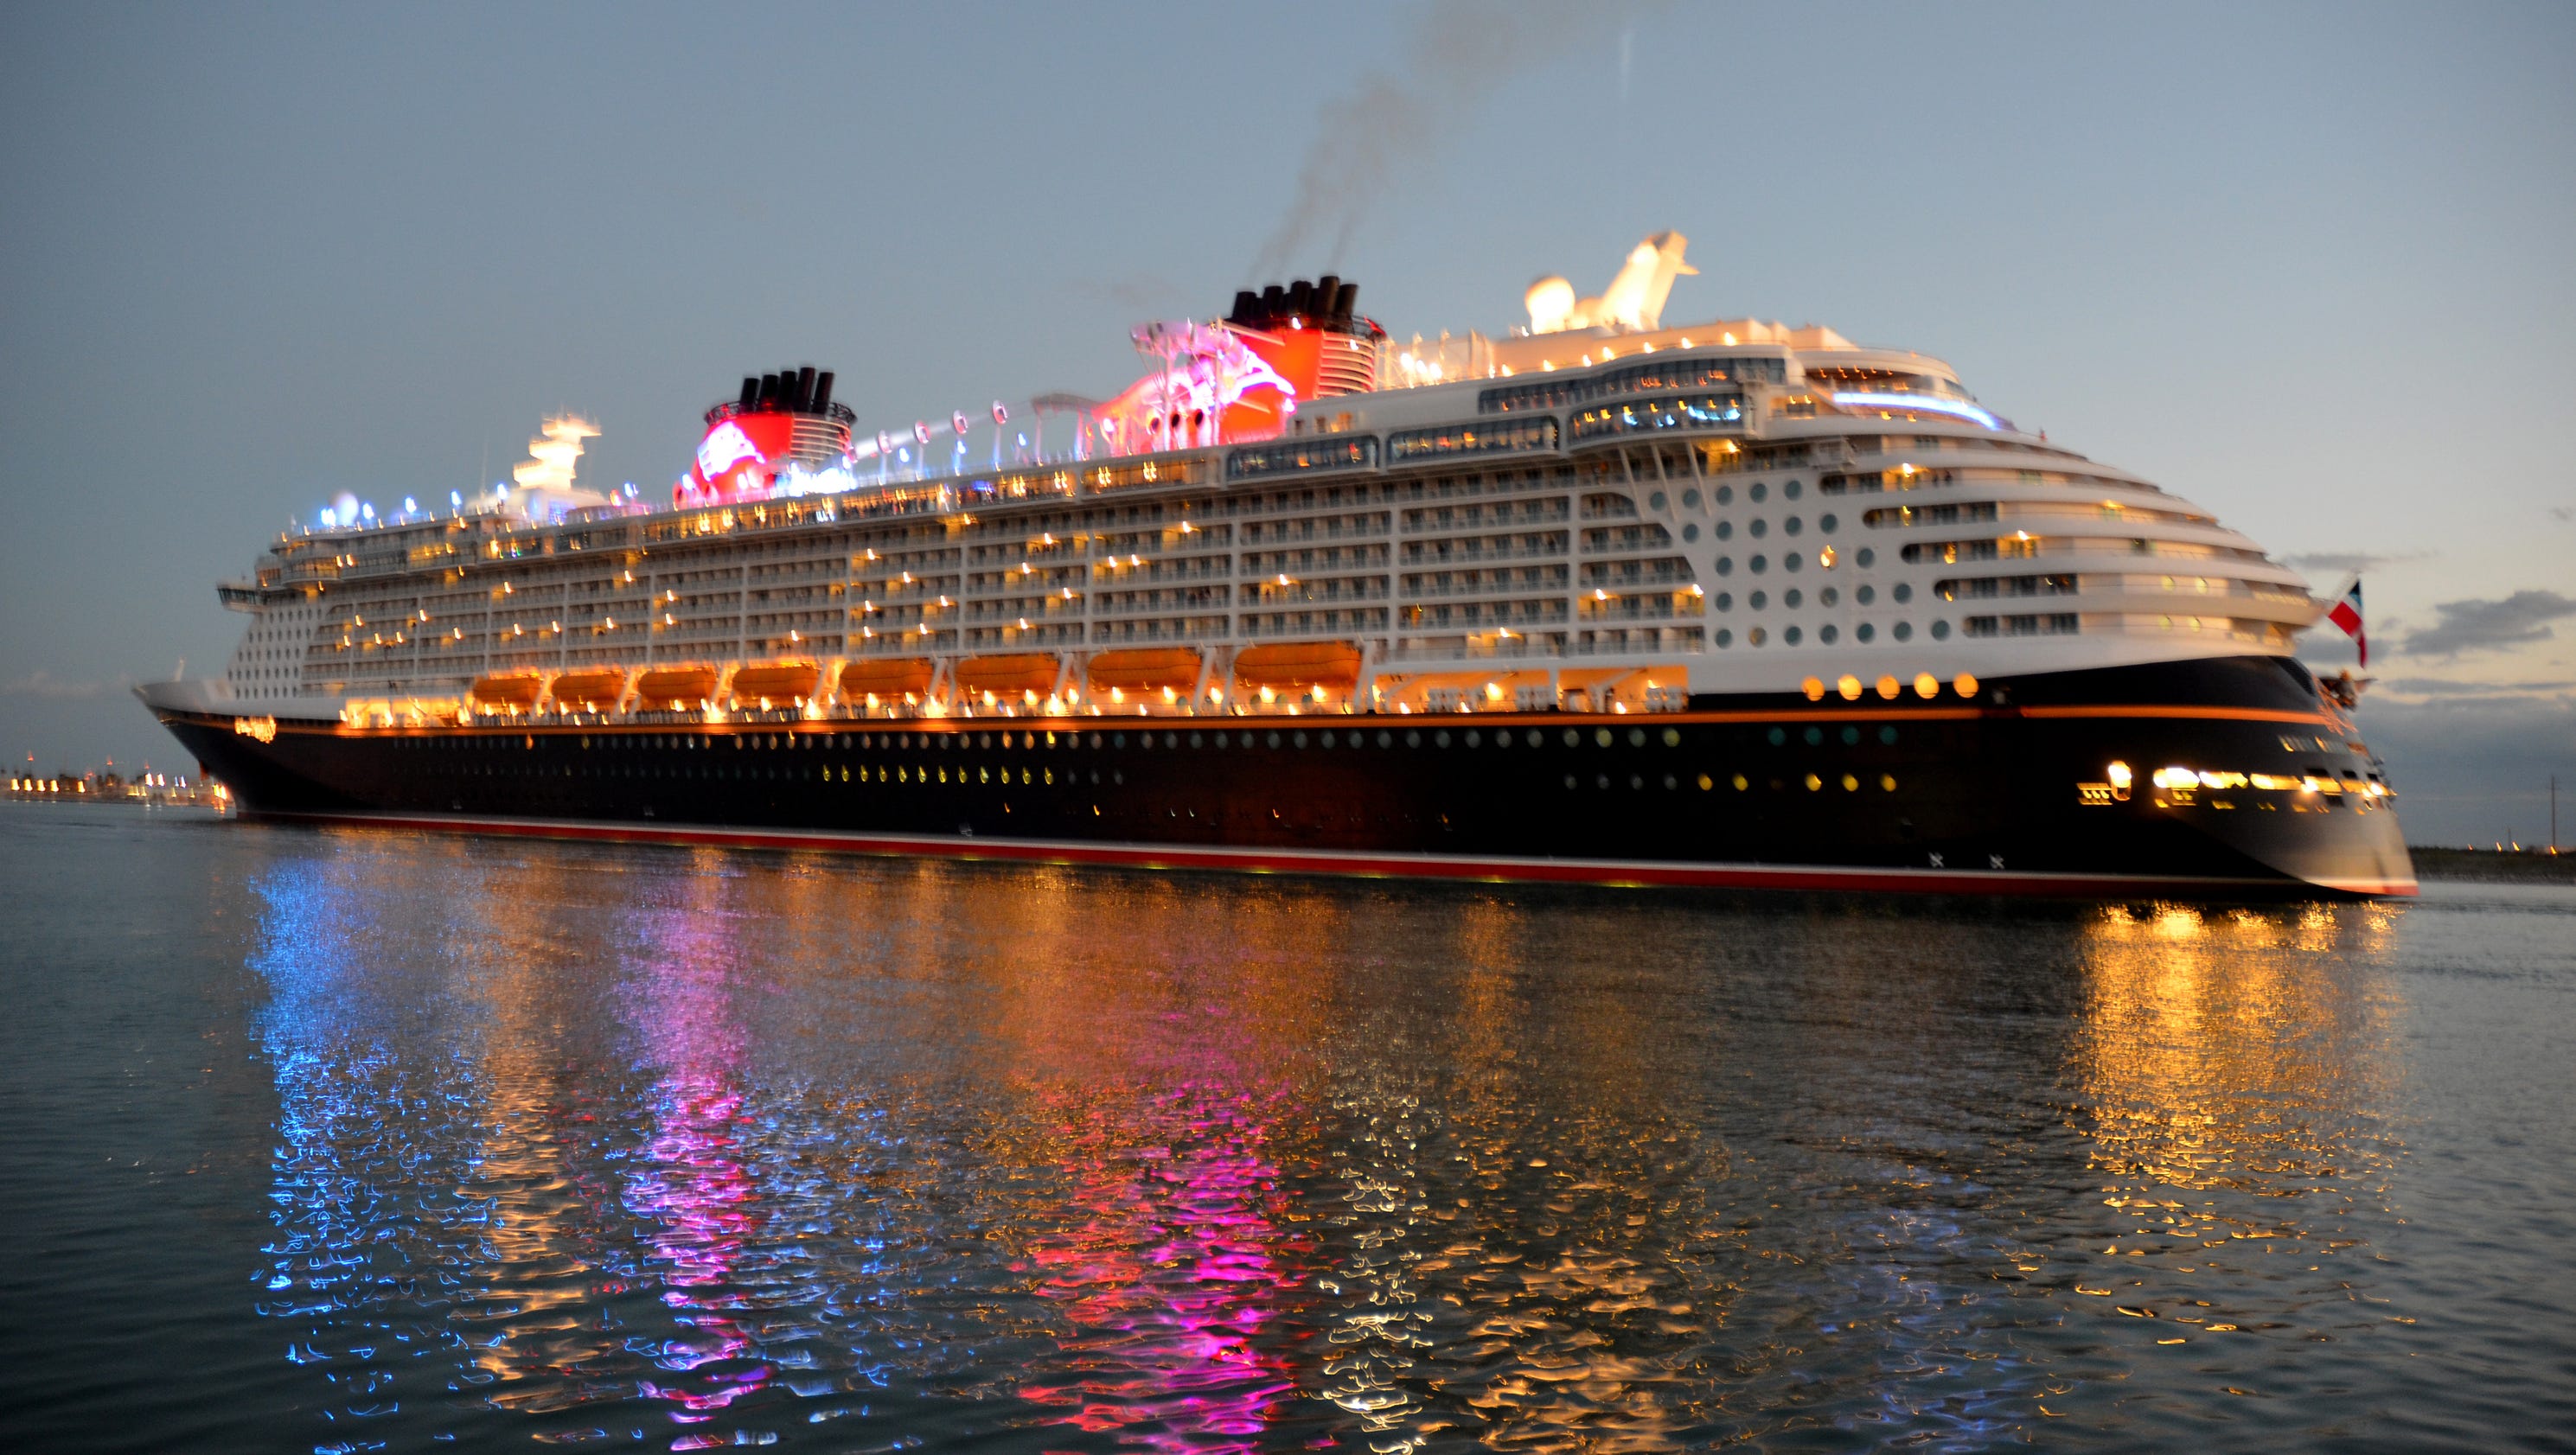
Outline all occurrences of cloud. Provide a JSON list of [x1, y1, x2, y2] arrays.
[[1248, 2, 1666, 280], [2280, 550, 2431, 573], [2401, 590, 2576, 658], [6, 670, 103, 699], [2381, 676, 2574, 700]]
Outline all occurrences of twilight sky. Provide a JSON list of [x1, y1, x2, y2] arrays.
[[3, 1, 2570, 843]]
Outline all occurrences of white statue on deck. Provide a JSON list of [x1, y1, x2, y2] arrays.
[[1525, 231, 1698, 335]]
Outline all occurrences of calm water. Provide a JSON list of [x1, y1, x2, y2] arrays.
[[2, 807, 2569, 1452]]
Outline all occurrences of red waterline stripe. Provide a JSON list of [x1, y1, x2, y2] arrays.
[[248, 809, 2409, 898]]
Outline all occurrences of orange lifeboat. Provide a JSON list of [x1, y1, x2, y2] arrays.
[[1231, 641, 1363, 690], [839, 658, 934, 700], [468, 671, 547, 714], [952, 654, 1059, 698], [1086, 648, 1202, 696], [548, 667, 626, 712], [726, 660, 821, 708], [635, 665, 719, 711]]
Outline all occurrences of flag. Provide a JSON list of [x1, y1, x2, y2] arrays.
[[2326, 578, 2367, 667]]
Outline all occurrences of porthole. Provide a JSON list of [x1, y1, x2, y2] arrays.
[[1164, 731, 1179, 748], [1892, 582, 1914, 603], [1880, 774, 1898, 792], [1750, 482, 1768, 502], [1784, 589, 1803, 609], [1630, 775, 1645, 790], [1594, 727, 1614, 746], [1189, 731, 1204, 748], [1320, 730, 1336, 748], [1564, 775, 1578, 789], [1627, 727, 1646, 746], [1785, 552, 1804, 572], [1406, 730, 1422, 748], [1239, 731, 1256, 748], [1784, 480, 1803, 500], [1820, 624, 1838, 644], [1265, 731, 1282, 748], [1840, 726, 1861, 745], [1894, 622, 1914, 641], [1377, 731, 1394, 748], [1748, 627, 1767, 646], [1879, 726, 1899, 744], [1649, 490, 1667, 511], [1682, 488, 1702, 509], [1803, 726, 1824, 745], [1494, 730, 1512, 750], [1785, 516, 1803, 536], [1715, 484, 1734, 505], [1819, 513, 1838, 534], [1716, 556, 1734, 576], [1732, 773, 1749, 790], [1661, 727, 1681, 747], [1682, 523, 1700, 542], [1434, 731, 1450, 748], [1856, 622, 1876, 643], [1856, 547, 1876, 569], [1804, 773, 1823, 791], [1716, 520, 1734, 540], [1464, 730, 1481, 747], [1715, 629, 1733, 648], [1751, 555, 1769, 574], [1697, 773, 1714, 790], [1293, 731, 1308, 748], [1715, 591, 1733, 611], [1932, 619, 1953, 640], [1841, 773, 1860, 791], [1749, 590, 1768, 610], [1820, 587, 1839, 608], [1784, 625, 1803, 645], [1749, 519, 1768, 539], [1563, 728, 1581, 746], [1114, 732, 1128, 748], [978, 733, 992, 749], [1856, 584, 1876, 605]]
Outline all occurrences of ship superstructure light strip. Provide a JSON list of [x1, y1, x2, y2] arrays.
[[1831, 392, 2002, 430]]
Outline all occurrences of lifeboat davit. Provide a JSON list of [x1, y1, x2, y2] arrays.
[[1231, 641, 1362, 690], [953, 654, 1059, 699], [1086, 648, 1202, 696], [635, 665, 719, 712], [839, 658, 934, 701], [726, 661, 821, 708], [468, 671, 547, 714], [547, 667, 626, 712]]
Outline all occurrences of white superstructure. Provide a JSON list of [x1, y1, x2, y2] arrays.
[[173, 236, 2323, 728]]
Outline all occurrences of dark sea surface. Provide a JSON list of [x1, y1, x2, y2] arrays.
[[3, 804, 2570, 1453]]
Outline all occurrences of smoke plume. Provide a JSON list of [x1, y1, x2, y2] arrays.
[[1248, 1, 1665, 281]]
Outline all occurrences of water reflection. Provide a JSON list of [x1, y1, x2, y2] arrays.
[[240, 829, 2432, 1450]]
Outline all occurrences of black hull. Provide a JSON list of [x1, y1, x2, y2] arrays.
[[152, 655, 2414, 899]]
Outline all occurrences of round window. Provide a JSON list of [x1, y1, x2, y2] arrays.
[[1682, 488, 1702, 509], [1751, 554, 1769, 574], [1649, 491, 1667, 511], [1856, 622, 1875, 642], [1750, 482, 1769, 502], [1893, 622, 1914, 641], [1785, 552, 1804, 572], [1785, 516, 1803, 536], [1716, 520, 1734, 540], [1893, 582, 1913, 603], [1683, 523, 1700, 542], [1931, 620, 1952, 640], [1784, 479, 1803, 500], [1715, 485, 1734, 505], [1785, 625, 1803, 645], [1715, 629, 1733, 648]]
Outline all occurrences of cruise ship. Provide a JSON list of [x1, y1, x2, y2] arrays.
[[139, 234, 2415, 897]]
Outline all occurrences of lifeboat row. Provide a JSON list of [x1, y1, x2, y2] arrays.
[[461, 642, 1366, 718]]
